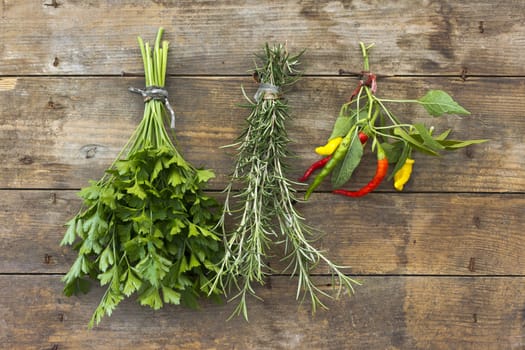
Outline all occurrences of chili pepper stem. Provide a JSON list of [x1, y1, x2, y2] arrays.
[[359, 42, 374, 71]]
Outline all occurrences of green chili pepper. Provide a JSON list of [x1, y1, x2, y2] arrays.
[[304, 126, 357, 200]]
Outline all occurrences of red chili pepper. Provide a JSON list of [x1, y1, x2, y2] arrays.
[[299, 156, 331, 182], [332, 144, 387, 197], [358, 131, 368, 144]]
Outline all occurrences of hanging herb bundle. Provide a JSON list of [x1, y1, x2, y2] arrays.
[[209, 44, 360, 319], [60, 28, 223, 328], [302, 43, 487, 198]]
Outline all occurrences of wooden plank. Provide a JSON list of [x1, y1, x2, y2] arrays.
[[1, 1, 525, 75], [1, 275, 524, 349], [2, 190, 523, 275], [0, 76, 521, 191]]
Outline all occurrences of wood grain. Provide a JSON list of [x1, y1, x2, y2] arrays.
[[1, 275, 524, 350], [2, 1, 524, 348], [1, 1, 524, 75], [2, 190, 523, 275], [0, 77, 521, 191]]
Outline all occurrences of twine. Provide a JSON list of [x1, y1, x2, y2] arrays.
[[254, 83, 280, 101], [129, 86, 176, 129]]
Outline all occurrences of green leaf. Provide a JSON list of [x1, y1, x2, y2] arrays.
[[381, 141, 403, 164], [188, 254, 201, 269], [63, 277, 91, 297], [331, 133, 363, 188], [161, 285, 181, 304], [180, 289, 200, 309], [196, 169, 215, 183], [81, 207, 109, 242], [136, 253, 172, 287], [413, 123, 445, 151], [99, 186, 117, 210], [151, 158, 165, 182], [393, 127, 440, 156], [98, 269, 114, 286], [168, 169, 183, 187], [329, 114, 355, 140], [89, 287, 124, 328], [174, 274, 193, 289], [78, 181, 101, 201], [126, 181, 147, 200], [438, 139, 488, 149], [61, 218, 78, 246], [197, 226, 220, 241], [138, 285, 163, 310], [122, 269, 143, 296], [418, 90, 470, 116], [169, 219, 186, 235], [179, 255, 190, 273], [79, 239, 101, 257], [328, 109, 367, 140], [188, 223, 200, 238], [164, 153, 188, 170], [435, 129, 452, 141], [99, 245, 114, 272], [62, 255, 86, 285], [123, 237, 146, 261], [203, 259, 220, 273]]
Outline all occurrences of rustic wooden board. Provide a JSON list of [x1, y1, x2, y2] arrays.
[[1, 1, 524, 75], [2, 1, 524, 348], [1, 275, 524, 350], [0, 76, 521, 191], [2, 190, 523, 275]]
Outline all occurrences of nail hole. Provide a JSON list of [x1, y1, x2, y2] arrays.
[[461, 67, 468, 81], [86, 147, 97, 159], [19, 155, 33, 165], [465, 147, 474, 159], [473, 216, 481, 229], [478, 21, 484, 33], [47, 98, 64, 110], [44, 0, 60, 8], [468, 257, 476, 272], [53, 57, 60, 67]]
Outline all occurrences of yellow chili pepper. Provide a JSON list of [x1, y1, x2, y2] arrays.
[[315, 137, 343, 156], [394, 158, 415, 191]]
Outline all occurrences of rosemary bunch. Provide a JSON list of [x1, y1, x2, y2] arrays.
[[210, 44, 360, 319]]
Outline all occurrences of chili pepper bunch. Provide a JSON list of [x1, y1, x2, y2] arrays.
[[303, 43, 487, 199]]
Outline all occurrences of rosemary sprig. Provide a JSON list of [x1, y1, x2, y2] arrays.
[[210, 43, 360, 319]]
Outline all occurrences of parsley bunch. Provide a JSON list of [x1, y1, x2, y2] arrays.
[[60, 28, 223, 328]]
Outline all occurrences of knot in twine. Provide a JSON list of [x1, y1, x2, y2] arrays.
[[129, 86, 176, 129], [254, 83, 280, 101], [349, 71, 377, 102]]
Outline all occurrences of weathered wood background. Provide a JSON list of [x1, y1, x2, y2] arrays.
[[1, 1, 524, 349]]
